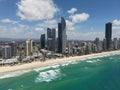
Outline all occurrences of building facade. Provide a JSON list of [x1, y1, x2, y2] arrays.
[[40, 34, 45, 49], [47, 28, 56, 52], [26, 39, 33, 56], [58, 17, 67, 54], [9, 41, 17, 57], [105, 22, 112, 50], [2, 45, 11, 59], [113, 38, 118, 50]]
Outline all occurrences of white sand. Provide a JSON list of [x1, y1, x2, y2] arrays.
[[0, 50, 120, 74]]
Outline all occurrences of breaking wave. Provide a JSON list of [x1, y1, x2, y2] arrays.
[[60, 61, 78, 67], [86, 59, 101, 63], [0, 61, 77, 80], [35, 69, 61, 83], [0, 70, 31, 79], [34, 61, 78, 73]]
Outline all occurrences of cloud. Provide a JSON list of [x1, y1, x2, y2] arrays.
[[67, 31, 104, 40], [113, 26, 120, 30], [69, 13, 90, 23], [36, 19, 57, 30], [66, 20, 75, 30], [68, 8, 77, 14], [113, 19, 120, 26], [112, 19, 120, 30], [0, 18, 17, 24], [17, 0, 59, 21], [44, 19, 57, 27], [35, 27, 44, 32], [67, 8, 90, 31], [0, 24, 32, 38]]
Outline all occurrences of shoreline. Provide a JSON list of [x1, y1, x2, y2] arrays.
[[0, 50, 120, 74]]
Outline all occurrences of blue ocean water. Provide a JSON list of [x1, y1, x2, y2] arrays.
[[0, 54, 120, 90]]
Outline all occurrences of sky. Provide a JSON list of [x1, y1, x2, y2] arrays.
[[0, 0, 120, 40]]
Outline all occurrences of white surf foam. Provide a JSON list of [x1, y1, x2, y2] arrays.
[[51, 64, 60, 68], [0, 70, 31, 79], [86, 59, 101, 63], [60, 61, 78, 67], [33, 66, 51, 72], [34, 61, 78, 73], [35, 69, 61, 83], [33, 64, 60, 73], [8, 89, 12, 90]]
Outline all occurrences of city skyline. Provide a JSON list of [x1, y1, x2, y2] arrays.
[[0, 0, 120, 40]]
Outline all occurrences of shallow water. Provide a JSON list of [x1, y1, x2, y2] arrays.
[[0, 54, 120, 90]]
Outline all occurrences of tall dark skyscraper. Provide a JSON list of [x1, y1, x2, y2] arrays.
[[9, 41, 17, 57], [58, 23, 62, 53], [47, 28, 56, 51], [105, 22, 112, 50], [40, 34, 45, 49], [47, 28, 52, 50], [58, 17, 67, 54], [52, 28, 56, 52]]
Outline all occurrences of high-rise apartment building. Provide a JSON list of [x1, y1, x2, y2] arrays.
[[105, 22, 112, 50], [58, 17, 67, 54], [40, 34, 45, 49], [26, 39, 33, 56], [2, 45, 11, 59], [113, 38, 118, 50], [47, 28, 56, 51], [9, 41, 17, 57]]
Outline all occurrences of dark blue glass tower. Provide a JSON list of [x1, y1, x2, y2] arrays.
[[105, 22, 112, 50], [58, 17, 67, 53], [40, 34, 45, 49]]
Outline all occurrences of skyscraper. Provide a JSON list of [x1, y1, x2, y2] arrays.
[[113, 38, 118, 50], [26, 39, 33, 56], [103, 38, 107, 51], [58, 17, 67, 54], [47, 28, 53, 51], [58, 23, 62, 53], [94, 38, 101, 52], [40, 34, 45, 49], [9, 41, 17, 57], [105, 22, 112, 50], [52, 28, 56, 52], [2, 45, 11, 59], [47, 28, 56, 51]]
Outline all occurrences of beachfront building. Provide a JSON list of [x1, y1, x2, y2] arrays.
[[47, 28, 52, 51], [105, 22, 112, 50], [118, 38, 120, 49], [47, 28, 56, 52], [52, 28, 56, 52], [94, 38, 103, 52], [92, 43, 98, 53], [2, 45, 11, 59], [58, 17, 67, 54], [9, 41, 17, 57], [85, 42, 92, 54], [26, 39, 33, 56], [113, 38, 118, 50], [40, 34, 45, 49], [103, 38, 107, 51]]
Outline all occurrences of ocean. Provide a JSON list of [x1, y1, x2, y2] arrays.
[[0, 53, 120, 90]]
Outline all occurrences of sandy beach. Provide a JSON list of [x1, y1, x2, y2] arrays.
[[0, 50, 120, 74]]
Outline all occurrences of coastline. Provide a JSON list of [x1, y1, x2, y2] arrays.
[[0, 50, 120, 74]]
